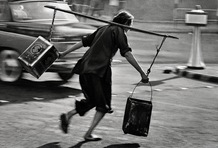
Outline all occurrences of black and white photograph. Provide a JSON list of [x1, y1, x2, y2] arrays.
[[0, 0, 218, 147]]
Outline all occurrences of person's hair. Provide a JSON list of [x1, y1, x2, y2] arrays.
[[112, 10, 134, 26]]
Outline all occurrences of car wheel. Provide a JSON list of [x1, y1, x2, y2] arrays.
[[0, 50, 23, 82], [58, 72, 74, 81]]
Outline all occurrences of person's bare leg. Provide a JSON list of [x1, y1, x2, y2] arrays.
[[66, 109, 77, 121], [60, 109, 77, 133], [84, 111, 105, 140]]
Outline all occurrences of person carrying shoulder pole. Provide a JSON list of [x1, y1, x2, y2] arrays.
[[58, 10, 149, 141]]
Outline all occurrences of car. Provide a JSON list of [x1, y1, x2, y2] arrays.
[[0, 0, 95, 82]]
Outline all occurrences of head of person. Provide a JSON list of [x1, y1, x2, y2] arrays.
[[112, 10, 134, 32]]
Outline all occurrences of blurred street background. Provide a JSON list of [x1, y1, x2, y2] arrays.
[[0, 0, 218, 148]]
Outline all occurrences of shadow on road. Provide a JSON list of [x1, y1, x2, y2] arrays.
[[150, 75, 180, 86], [69, 140, 92, 148], [36, 140, 92, 148], [104, 143, 140, 148], [37, 142, 61, 148], [36, 141, 141, 148], [0, 79, 82, 105], [134, 75, 180, 87], [68, 141, 140, 148]]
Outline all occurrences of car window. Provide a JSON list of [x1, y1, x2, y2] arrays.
[[9, 1, 79, 23]]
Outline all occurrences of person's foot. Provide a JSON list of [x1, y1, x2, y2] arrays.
[[60, 113, 69, 134], [84, 134, 102, 141], [107, 109, 114, 114]]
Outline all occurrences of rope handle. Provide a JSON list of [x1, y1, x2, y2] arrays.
[[49, 8, 57, 42], [128, 36, 168, 102], [129, 81, 153, 102]]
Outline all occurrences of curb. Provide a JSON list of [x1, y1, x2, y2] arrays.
[[172, 66, 218, 84]]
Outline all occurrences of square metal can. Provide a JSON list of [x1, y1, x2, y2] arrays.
[[18, 36, 59, 78]]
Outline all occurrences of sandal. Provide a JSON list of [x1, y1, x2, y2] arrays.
[[60, 113, 69, 134], [84, 134, 102, 141]]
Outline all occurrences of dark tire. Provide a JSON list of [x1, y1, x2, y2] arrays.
[[0, 50, 22, 82], [58, 72, 74, 81]]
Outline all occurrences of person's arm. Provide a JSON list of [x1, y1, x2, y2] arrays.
[[124, 51, 149, 83], [59, 41, 83, 58]]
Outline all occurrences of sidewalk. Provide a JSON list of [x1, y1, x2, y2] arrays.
[[170, 64, 218, 84]]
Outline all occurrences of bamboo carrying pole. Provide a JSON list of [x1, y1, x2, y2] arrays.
[[45, 5, 179, 40]]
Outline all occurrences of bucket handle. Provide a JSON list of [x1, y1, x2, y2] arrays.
[[49, 8, 57, 42], [129, 81, 153, 102], [128, 36, 167, 102]]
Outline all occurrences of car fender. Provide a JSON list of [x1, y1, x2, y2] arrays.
[[0, 30, 36, 54]]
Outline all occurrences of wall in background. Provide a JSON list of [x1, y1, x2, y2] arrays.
[[125, 0, 217, 21]]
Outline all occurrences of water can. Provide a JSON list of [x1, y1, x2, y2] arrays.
[[18, 36, 59, 78]]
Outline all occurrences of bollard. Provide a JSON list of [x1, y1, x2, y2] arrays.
[[185, 5, 207, 69]]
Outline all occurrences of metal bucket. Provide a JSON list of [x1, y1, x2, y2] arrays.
[[122, 82, 153, 137]]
